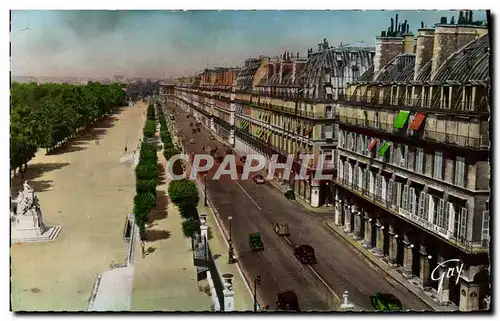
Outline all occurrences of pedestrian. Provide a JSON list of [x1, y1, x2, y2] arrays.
[[95, 140, 99, 145], [141, 241, 145, 258]]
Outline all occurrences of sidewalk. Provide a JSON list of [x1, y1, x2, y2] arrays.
[[324, 221, 457, 312], [197, 197, 255, 311], [130, 148, 212, 311], [88, 266, 134, 311]]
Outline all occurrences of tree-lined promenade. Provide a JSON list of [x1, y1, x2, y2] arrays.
[[10, 82, 126, 176]]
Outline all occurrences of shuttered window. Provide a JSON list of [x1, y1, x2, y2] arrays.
[[415, 148, 424, 174], [433, 152, 443, 180], [455, 156, 466, 187], [402, 185, 409, 210], [482, 210, 490, 246]]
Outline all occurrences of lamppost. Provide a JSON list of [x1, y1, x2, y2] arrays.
[[228, 216, 235, 264], [204, 173, 208, 206], [254, 275, 261, 312]]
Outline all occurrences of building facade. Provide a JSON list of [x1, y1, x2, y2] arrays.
[[335, 12, 490, 311]]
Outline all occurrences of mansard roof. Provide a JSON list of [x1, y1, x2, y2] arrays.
[[235, 60, 261, 89], [430, 34, 490, 84], [294, 45, 374, 86]]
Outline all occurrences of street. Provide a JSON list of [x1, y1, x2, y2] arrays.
[[165, 102, 430, 311]]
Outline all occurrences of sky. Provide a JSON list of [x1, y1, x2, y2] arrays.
[[10, 10, 487, 79]]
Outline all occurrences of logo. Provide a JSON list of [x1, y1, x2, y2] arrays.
[[430, 259, 464, 293], [164, 153, 334, 181]]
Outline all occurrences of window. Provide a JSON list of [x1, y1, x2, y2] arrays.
[[433, 152, 443, 180], [375, 175, 382, 197], [455, 207, 468, 241], [455, 156, 467, 187], [409, 187, 417, 214], [398, 145, 408, 168], [418, 192, 427, 219], [415, 148, 424, 174], [374, 112, 380, 128], [369, 172, 375, 195], [357, 167, 363, 189], [402, 185, 409, 210], [339, 130, 345, 148], [347, 163, 353, 184], [396, 182, 402, 208], [338, 160, 344, 180], [435, 199, 447, 229], [482, 210, 490, 246], [381, 177, 387, 200], [387, 180, 393, 205], [353, 165, 359, 187]]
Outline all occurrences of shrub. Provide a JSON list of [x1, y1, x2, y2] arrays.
[[284, 190, 296, 200], [135, 163, 157, 180], [133, 192, 156, 235], [168, 179, 199, 205], [182, 219, 200, 238], [178, 201, 199, 220], [143, 119, 156, 137], [136, 179, 157, 194], [164, 148, 180, 161]]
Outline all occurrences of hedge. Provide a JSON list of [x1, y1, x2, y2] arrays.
[[167, 179, 199, 206]]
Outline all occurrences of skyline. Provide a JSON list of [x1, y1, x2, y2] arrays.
[[11, 10, 487, 79]]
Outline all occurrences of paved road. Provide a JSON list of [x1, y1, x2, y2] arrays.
[[164, 103, 429, 311]]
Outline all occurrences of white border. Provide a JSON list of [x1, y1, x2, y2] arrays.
[[3, 2, 497, 321]]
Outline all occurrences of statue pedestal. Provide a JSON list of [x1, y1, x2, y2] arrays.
[[10, 181, 62, 244], [11, 215, 61, 243]]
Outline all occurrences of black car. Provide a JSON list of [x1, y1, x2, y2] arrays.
[[252, 174, 265, 184], [370, 293, 403, 311]]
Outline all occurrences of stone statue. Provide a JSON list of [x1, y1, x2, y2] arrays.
[[11, 181, 60, 243]]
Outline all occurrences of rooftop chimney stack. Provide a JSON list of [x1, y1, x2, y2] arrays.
[[373, 14, 405, 78], [430, 12, 488, 79]]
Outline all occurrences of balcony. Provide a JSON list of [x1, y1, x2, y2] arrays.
[[334, 178, 489, 254], [338, 116, 488, 149], [423, 130, 488, 149], [341, 95, 489, 116]]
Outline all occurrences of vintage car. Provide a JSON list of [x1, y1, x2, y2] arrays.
[[249, 232, 264, 251], [294, 245, 317, 264], [208, 135, 215, 140], [276, 291, 299, 311], [253, 174, 265, 184], [370, 293, 403, 312], [274, 223, 290, 236]]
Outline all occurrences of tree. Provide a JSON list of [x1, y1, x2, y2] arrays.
[[133, 192, 156, 236], [182, 219, 201, 238], [136, 179, 157, 194], [178, 201, 199, 220], [167, 179, 199, 205]]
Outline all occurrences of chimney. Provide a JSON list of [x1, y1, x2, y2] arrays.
[[403, 33, 415, 53], [373, 36, 404, 78], [430, 22, 488, 79], [414, 28, 435, 80]]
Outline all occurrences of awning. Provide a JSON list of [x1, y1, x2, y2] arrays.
[[409, 112, 426, 130], [394, 110, 410, 129], [378, 142, 391, 156], [367, 138, 377, 152]]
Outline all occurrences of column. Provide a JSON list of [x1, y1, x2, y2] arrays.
[[353, 206, 362, 240], [459, 281, 480, 312], [334, 191, 342, 226], [436, 255, 451, 305], [344, 203, 352, 234], [363, 212, 373, 249], [387, 225, 398, 266], [222, 273, 235, 312], [402, 234, 414, 278], [374, 219, 385, 256], [310, 181, 320, 207], [419, 245, 431, 289]]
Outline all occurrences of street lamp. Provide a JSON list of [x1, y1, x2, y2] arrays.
[[228, 216, 235, 264], [254, 275, 261, 312], [204, 173, 208, 206]]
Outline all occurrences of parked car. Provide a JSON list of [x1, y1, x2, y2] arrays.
[[370, 293, 403, 312], [249, 232, 264, 251], [253, 174, 265, 184]]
